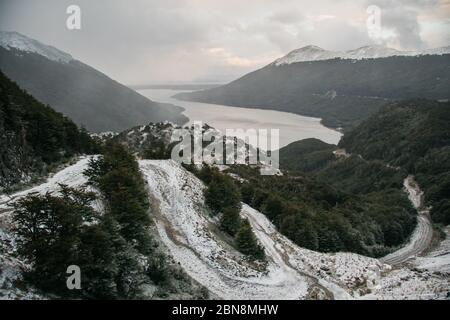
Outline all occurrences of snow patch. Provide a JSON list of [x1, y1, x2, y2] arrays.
[[0, 31, 73, 63]]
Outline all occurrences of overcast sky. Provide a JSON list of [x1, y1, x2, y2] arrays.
[[1, 0, 449, 84]]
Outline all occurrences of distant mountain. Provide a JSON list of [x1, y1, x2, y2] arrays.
[[272, 44, 450, 65], [0, 31, 188, 132], [176, 44, 450, 130], [0, 70, 98, 191]]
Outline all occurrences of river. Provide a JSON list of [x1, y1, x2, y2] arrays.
[[138, 88, 342, 148]]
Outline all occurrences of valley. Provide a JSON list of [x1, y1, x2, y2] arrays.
[[138, 88, 342, 148], [0, 18, 449, 302]]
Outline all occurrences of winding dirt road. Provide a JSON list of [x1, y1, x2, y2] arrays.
[[380, 176, 434, 266]]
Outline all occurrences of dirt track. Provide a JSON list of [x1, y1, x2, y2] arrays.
[[380, 176, 434, 266]]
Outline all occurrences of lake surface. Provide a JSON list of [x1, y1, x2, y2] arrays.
[[138, 88, 342, 149]]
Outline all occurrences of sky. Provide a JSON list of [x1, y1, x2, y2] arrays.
[[0, 0, 449, 84]]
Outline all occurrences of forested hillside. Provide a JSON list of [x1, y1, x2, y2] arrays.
[[0, 70, 98, 191], [280, 139, 407, 194], [340, 99, 450, 224], [176, 55, 450, 130], [225, 164, 415, 257]]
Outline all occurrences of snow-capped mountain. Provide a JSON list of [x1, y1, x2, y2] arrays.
[[0, 31, 187, 132], [176, 43, 450, 130], [421, 46, 450, 56], [273, 45, 341, 65], [274, 44, 450, 66], [0, 31, 73, 63]]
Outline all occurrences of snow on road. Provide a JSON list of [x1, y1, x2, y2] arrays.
[[332, 151, 434, 267], [241, 204, 355, 300], [381, 176, 434, 266], [0, 156, 99, 210], [414, 226, 450, 274]]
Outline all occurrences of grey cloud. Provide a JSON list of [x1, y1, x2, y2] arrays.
[[366, 0, 441, 49], [0, 0, 448, 83], [268, 10, 305, 24]]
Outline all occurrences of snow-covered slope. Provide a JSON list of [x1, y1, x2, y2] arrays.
[[139, 159, 311, 300], [273, 45, 341, 65], [274, 44, 450, 66], [139, 160, 449, 300], [0, 156, 101, 210], [1, 158, 448, 299], [0, 31, 72, 63]]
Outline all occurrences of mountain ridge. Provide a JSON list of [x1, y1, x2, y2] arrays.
[[0, 31, 188, 132], [176, 52, 450, 130], [0, 31, 73, 63], [273, 44, 450, 65]]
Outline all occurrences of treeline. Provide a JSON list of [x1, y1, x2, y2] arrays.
[[13, 143, 207, 299], [340, 99, 450, 224], [186, 165, 265, 260], [0, 70, 98, 191]]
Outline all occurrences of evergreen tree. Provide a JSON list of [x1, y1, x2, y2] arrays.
[[220, 207, 241, 236], [235, 219, 265, 260], [240, 183, 255, 204], [263, 195, 283, 221], [13, 188, 99, 295], [204, 174, 241, 214]]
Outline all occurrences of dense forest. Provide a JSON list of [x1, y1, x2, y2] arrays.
[[280, 138, 407, 194], [340, 99, 450, 224], [225, 164, 415, 257], [0, 70, 98, 192]]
